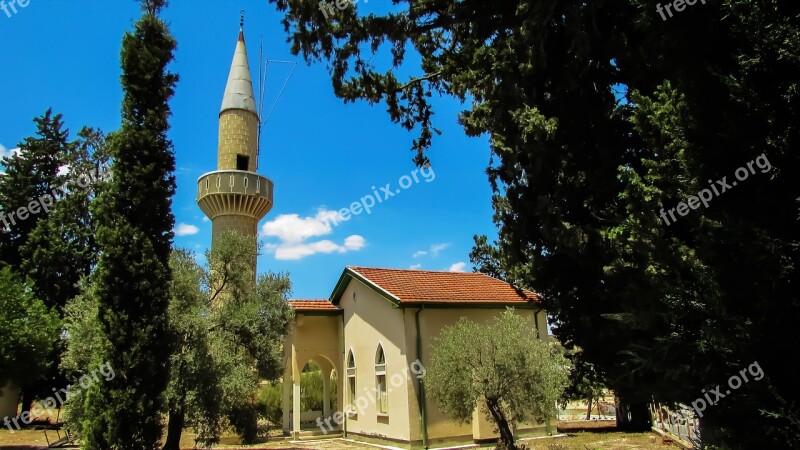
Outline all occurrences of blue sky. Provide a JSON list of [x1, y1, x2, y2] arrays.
[[0, 0, 497, 299]]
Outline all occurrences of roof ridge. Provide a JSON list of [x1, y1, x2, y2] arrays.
[[347, 265, 485, 275]]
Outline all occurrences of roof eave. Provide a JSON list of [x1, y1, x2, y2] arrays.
[[396, 301, 543, 309], [293, 309, 343, 316], [329, 267, 401, 307]]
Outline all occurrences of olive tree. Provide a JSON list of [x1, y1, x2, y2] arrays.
[[426, 309, 568, 450]]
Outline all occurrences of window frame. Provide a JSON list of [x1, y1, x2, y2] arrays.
[[375, 345, 388, 415], [347, 350, 357, 416]]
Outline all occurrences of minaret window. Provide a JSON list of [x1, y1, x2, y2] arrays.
[[237, 154, 249, 171]]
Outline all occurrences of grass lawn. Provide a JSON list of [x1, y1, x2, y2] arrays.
[[520, 431, 675, 449]]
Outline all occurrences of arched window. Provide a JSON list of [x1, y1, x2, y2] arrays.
[[347, 350, 356, 413], [375, 345, 387, 414]]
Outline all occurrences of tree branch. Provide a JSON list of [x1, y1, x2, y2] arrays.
[[399, 71, 443, 91]]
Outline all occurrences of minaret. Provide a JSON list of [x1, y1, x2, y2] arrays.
[[197, 19, 273, 270]]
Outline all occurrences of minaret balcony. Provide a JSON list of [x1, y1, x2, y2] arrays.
[[197, 170, 274, 220]]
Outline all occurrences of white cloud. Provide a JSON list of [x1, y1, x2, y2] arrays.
[[447, 262, 467, 272], [261, 209, 342, 243], [272, 234, 366, 260], [175, 223, 199, 236], [202, 216, 210, 222], [0, 145, 20, 174], [344, 235, 366, 250], [413, 242, 451, 258], [431, 243, 450, 256], [0, 144, 20, 160], [261, 209, 365, 260], [409, 264, 422, 270]]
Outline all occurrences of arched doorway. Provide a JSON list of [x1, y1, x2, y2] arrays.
[[284, 354, 341, 435]]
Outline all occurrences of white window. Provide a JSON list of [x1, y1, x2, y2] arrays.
[[347, 351, 356, 414], [375, 345, 387, 414]]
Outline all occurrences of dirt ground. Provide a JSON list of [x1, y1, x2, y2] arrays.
[[0, 425, 677, 450]]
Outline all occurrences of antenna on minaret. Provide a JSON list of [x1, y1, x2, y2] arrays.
[[240, 9, 245, 29], [257, 37, 268, 172], [253, 17, 297, 171]]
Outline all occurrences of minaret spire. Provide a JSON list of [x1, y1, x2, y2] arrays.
[[221, 12, 257, 115]]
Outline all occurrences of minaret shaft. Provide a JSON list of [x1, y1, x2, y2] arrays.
[[197, 26, 273, 269], [218, 110, 259, 172]]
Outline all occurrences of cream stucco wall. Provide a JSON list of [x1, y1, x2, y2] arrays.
[[338, 279, 415, 443]]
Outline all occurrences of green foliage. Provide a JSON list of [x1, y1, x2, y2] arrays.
[[21, 127, 106, 314], [300, 362, 324, 412], [426, 309, 568, 450], [0, 109, 64, 270], [162, 231, 293, 448], [0, 267, 60, 389], [80, 1, 178, 448], [227, 403, 260, 444], [60, 283, 107, 438], [163, 248, 222, 448], [267, 0, 800, 446], [0, 109, 106, 409], [560, 352, 606, 419], [257, 382, 283, 426]]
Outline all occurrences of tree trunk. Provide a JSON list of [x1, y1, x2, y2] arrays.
[[485, 398, 516, 450], [614, 396, 651, 431], [586, 394, 593, 420], [162, 406, 185, 450], [20, 389, 34, 422]]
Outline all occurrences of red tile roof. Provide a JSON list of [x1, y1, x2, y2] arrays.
[[288, 299, 339, 311], [346, 267, 540, 305]]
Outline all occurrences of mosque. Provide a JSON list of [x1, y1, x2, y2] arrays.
[[196, 22, 551, 450]]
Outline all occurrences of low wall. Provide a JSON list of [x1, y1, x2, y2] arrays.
[[289, 410, 323, 423], [0, 383, 19, 419]]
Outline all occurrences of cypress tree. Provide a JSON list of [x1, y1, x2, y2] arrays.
[[83, 0, 178, 447]]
